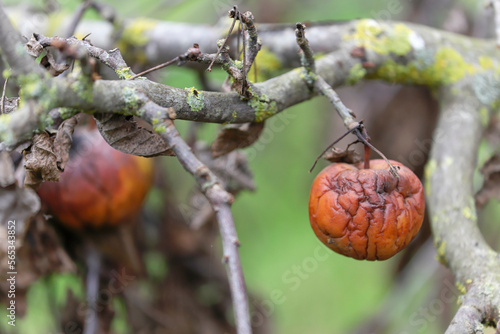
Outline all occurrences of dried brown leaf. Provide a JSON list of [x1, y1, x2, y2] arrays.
[[323, 147, 361, 164], [24, 132, 60, 188], [26, 35, 69, 76], [211, 122, 264, 158], [54, 116, 77, 171], [40, 50, 70, 76], [476, 154, 500, 208], [94, 113, 174, 157]]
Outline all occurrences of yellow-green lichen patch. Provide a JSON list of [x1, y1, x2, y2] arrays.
[[389, 24, 414, 55], [18, 73, 58, 111], [67, 61, 94, 105], [153, 124, 166, 134], [372, 47, 473, 86], [434, 237, 447, 266], [462, 206, 474, 220], [117, 18, 158, 64], [57, 107, 80, 120], [347, 63, 367, 85], [70, 78, 93, 104], [344, 20, 413, 56], [479, 56, 495, 71], [434, 48, 473, 83], [248, 47, 283, 82], [18, 73, 47, 101], [123, 18, 157, 46], [424, 159, 437, 195], [294, 67, 317, 87], [122, 86, 142, 114], [455, 281, 467, 295], [248, 93, 277, 122], [116, 67, 132, 80], [233, 60, 243, 70], [187, 87, 204, 112]]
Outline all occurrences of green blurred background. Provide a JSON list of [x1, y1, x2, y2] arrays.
[[2, 0, 498, 333]]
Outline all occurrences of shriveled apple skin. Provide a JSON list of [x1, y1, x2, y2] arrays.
[[309, 160, 425, 261]]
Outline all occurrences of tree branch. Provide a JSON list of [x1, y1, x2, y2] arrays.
[[239, 10, 261, 74], [0, 3, 43, 76], [3, 18, 500, 148], [34, 34, 135, 79], [138, 100, 251, 334], [2, 6, 500, 332], [427, 86, 500, 333]]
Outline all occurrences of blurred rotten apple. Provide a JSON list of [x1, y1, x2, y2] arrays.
[[36, 121, 155, 277], [37, 126, 154, 230]]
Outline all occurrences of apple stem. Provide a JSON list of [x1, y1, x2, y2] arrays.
[[364, 144, 371, 169], [354, 126, 399, 178]]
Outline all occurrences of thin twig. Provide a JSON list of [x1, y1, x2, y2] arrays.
[[207, 6, 239, 72], [127, 57, 179, 80], [240, 11, 261, 75], [83, 242, 101, 334], [295, 23, 315, 74], [206, 7, 260, 96], [315, 76, 357, 129], [240, 13, 247, 88], [1, 76, 8, 115], [237, 20, 242, 61], [309, 126, 358, 173], [33, 34, 136, 78], [65, 0, 92, 37], [295, 23, 357, 128], [139, 101, 251, 334], [127, 43, 201, 80], [89, 1, 117, 23], [66, 0, 117, 38], [297, 22, 398, 177]]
